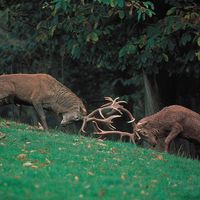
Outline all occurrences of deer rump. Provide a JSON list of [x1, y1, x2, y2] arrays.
[[135, 105, 200, 152], [0, 74, 87, 130]]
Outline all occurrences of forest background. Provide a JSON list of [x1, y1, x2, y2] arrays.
[[0, 0, 199, 123]]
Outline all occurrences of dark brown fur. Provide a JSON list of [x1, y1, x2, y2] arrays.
[[0, 74, 87, 130], [134, 105, 200, 152]]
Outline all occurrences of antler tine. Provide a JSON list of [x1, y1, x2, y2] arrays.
[[98, 108, 105, 119], [111, 97, 120, 105], [92, 121, 103, 132], [100, 102, 112, 108], [98, 106, 122, 119], [118, 107, 136, 125], [111, 106, 123, 114], [92, 115, 118, 132], [102, 97, 127, 110], [102, 97, 118, 107], [105, 114, 121, 130], [127, 119, 135, 123], [100, 99, 115, 108], [104, 96, 127, 105], [101, 99, 116, 107], [111, 97, 128, 106], [94, 114, 121, 130], [117, 100, 128, 105], [80, 117, 87, 133], [135, 131, 141, 140], [80, 113, 121, 133], [80, 96, 139, 145], [107, 97, 124, 107], [100, 103, 123, 115], [100, 103, 123, 114], [104, 96, 115, 102], [93, 121, 136, 144]]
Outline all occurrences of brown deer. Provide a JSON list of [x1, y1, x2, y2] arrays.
[[134, 105, 200, 152], [0, 74, 87, 130], [81, 98, 200, 154]]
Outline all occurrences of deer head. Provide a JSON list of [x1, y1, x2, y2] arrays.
[[61, 105, 87, 125], [134, 120, 158, 146]]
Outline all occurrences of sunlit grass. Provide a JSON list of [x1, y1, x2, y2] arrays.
[[0, 119, 199, 200]]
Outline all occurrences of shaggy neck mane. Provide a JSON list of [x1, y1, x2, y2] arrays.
[[57, 86, 81, 112], [49, 79, 83, 113], [143, 113, 163, 134]]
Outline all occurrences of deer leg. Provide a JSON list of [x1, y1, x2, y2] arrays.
[[33, 103, 48, 130], [164, 123, 183, 153]]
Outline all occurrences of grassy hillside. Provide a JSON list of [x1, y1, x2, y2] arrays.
[[0, 120, 200, 200]]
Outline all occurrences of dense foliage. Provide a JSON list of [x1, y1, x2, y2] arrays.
[[0, 0, 199, 118]]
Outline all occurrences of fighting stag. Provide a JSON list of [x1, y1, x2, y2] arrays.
[[134, 105, 200, 152], [0, 74, 87, 130], [80, 97, 140, 143]]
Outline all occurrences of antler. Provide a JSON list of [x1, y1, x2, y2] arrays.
[[80, 97, 140, 143], [80, 97, 123, 133], [93, 121, 136, 143]]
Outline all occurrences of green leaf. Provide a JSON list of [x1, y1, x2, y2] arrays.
[[146, 9, 155, 18], [143, 1, 154, 10], [86, 32, 99, 43], [91, 32, 99, 42], [195, 51, 200, 61], [166, 7, 176, 16], [117, 0, 124, 8], [180, 33, 192, 46], [110, 0, 117, 7], [147, 38, 155, 49], [49, 25, 57, 36], [71, 44, 80, 59], [162, 53, 169, 62], [197, 37, 200, 47], [119, 44, 137, 58], [137, 10, 142, 22], [118, 10, 125, 19], [98, 0, 124, 7], [36, 32, 48, 42], [146, 1, 154, 10]]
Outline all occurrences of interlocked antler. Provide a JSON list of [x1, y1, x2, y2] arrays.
[[80, 97, 140, 143], [93, 121, 136, 143], [80, 97, 124, 133]]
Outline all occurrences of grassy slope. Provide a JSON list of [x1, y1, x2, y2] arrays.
[[0, 120, 200, 200]]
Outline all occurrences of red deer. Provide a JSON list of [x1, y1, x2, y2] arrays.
[[81, 98, 200, 154], [0, 74, 87, 130], [134, 105, 200, 152]]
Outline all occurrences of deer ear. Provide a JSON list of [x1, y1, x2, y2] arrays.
[[80, 106, 87, 115]]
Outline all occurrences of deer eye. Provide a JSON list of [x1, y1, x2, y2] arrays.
[[74, 116, 79, 121], [141, 131, 148, 137]]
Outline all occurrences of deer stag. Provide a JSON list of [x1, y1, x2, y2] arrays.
[[80, 97, 140, 143], [81, 99, 200, 154], [134, 105, 200, 152], [0, 74, 87, 130]]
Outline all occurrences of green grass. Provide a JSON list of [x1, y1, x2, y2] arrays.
[[0, 120, 200, 200]]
